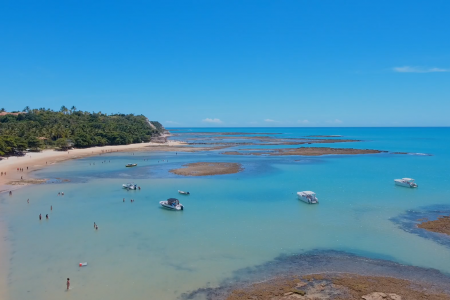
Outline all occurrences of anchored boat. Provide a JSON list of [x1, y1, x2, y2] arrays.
[[178, 190, 190, 195], [394, 178, 418, 188], [297, 191, 319, 204], [126, 163, 137, 167], [122, 183, 137, 190], [160, 198, 184, 211]]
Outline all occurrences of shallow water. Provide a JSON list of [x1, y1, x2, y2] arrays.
[[1, 127, 450, 300]]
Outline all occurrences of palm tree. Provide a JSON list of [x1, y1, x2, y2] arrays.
[[23, 106, 30, 113], [0, 108, 5, 112], [71, 106, 77, 113], [60, 106, 68, 114]]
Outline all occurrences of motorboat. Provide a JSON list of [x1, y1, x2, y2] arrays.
[[178, 190, 190, 195], [122, 183, 137, 190], [126, 163, 137, 167], [160, 198, 184, 211], [394, 178, 418, 188], [297, 191, 319, 204]]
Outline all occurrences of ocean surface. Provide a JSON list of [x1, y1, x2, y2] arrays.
[[1, 127, 450, 300]]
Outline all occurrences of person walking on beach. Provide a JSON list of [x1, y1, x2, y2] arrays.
[[67, 278, 70, 290]]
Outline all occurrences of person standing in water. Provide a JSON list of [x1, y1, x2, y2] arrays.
[[39, 214, 41, 220], [94, 222, 96, 228], [67, 278, 70, 290]]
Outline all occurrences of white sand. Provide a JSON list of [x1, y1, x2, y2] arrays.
[[0, 139, 186, 299]]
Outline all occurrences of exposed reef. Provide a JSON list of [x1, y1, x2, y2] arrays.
[[169, 162, 243, 176], [391, 205, 450, 248], [182, 250, 450, 300], [418, 216, 450, 235], [222, 147, 383, 156]]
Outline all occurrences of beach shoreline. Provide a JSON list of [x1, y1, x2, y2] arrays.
[[0, 140, 189, 193], [0, 139, 188, 300]]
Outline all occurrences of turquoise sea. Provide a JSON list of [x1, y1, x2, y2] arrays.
[[2, 127, 450, 300]]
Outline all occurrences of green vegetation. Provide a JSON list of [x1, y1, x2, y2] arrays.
[[0, 107, 164, 156]]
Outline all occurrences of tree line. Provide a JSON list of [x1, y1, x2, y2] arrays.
[[0, 106, 164, 156]]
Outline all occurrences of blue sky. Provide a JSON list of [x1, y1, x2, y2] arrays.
[[1, 0, 449, 127]]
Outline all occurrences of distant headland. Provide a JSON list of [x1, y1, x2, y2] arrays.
[[0, 106, 166, 156]]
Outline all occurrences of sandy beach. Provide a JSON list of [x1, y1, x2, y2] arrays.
[[0, 140, 188, 193], [0, 139, 188, 299]]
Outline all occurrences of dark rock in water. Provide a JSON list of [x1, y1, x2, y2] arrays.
[[150, 136, 168, 143]]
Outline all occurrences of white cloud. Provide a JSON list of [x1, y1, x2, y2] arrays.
[[298, 119, 309, 124], [326, 119, 343, 124], [393, 66, 448, 73], [264, 119, 277, 122], [202, 118, 223, 124]]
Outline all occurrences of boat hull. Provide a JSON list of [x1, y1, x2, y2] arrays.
[[297, 192, 319, 204], [298, 196, 319, 204], [394, 180, 418, 188], [159, 201, 184, 211]]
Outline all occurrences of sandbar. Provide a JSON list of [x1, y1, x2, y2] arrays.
[[222, 147, 382, 156], [418, 216, 450, 235], [169, 162, 243, 176]]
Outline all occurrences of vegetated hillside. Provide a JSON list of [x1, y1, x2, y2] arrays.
[[0, 106, 165, 156]]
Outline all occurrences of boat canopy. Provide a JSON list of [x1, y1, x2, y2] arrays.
[[301, 191, 316, 195], [167, 198, 179, 205], [402, 178, 414, 181]]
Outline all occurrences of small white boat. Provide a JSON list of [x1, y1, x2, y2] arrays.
[[160, 198, 184, 211], [394, 178, 418, 188], [297, 191, 319, 204], [126, 163, 137, 167], [123, 183, 137, 190], [178, 190, 190, 195]]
